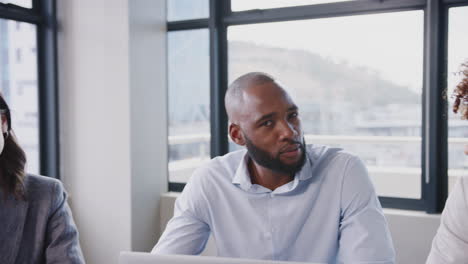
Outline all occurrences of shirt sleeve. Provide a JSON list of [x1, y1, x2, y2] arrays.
[[337, 156, 395, 264], [426, 178, 468, 264], [45, 181, 85, 264], [152, 172, 211, 255]]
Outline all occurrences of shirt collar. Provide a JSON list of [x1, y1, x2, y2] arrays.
[[232, 148, 314, 192], [232, 151, 253, 191], [297, 150, 313, 181]]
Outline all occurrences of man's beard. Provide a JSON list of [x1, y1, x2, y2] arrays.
[[244, 136, 307, 175]]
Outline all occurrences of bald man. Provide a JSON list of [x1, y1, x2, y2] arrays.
[[152, 73, 395, 264]]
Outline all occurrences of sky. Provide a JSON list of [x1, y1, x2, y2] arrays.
[[448, 7, 468, 92], [231, 0, 354, 11], [0, 0, 32, 8]]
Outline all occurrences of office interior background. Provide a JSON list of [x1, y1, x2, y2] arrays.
[[0, 0, 467, 263]]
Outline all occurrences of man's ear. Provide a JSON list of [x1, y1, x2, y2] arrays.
[[228, 123, 246, 146]]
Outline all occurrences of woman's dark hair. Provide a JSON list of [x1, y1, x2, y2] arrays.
[[453, 60, 468, 119], [0, 93, 27, 200]]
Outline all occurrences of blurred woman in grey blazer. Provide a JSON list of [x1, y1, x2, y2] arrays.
[[0, 93, 85, 264]]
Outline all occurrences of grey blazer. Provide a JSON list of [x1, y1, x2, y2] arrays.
[[0, 174, 85, 264]]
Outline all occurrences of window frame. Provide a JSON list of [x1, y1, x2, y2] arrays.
[[0, 0, 59, 179], [167, 0, 468, 213]]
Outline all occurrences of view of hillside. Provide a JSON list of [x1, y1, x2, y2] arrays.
[[169, 39, 422, 136], [229, 41, 422, 136], [230, 41, 420, 107]]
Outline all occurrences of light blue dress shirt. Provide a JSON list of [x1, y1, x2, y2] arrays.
[[153, 145, 395, 264]]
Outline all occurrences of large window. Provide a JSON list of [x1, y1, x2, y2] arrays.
[[0, 1, 58, 178], [168, 29, 210, 183], [167, 0, 467, 213]]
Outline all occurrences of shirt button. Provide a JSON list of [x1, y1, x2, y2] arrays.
[[265, 232, 272, 240], [270, 193, 275, 197]]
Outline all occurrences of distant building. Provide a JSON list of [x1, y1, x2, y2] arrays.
[[0, 20, 39, 173]]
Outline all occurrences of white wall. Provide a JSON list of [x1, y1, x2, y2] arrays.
[[128, 0, 168, 252], [57, 0, 167, 263], [385, 209, 440, 264], [159, 194, 441, 264]]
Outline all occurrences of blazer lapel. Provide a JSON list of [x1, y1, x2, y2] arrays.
[[0, 197, 29, 264]]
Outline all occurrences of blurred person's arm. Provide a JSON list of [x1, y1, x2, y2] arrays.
[[426, 178, 468, 264], [45, 181, 85, 264]]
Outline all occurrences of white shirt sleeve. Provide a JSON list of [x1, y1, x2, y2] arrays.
[[151, 173, 211, 255], [338, 156, 396, 264], [426, 177, 468, 264]]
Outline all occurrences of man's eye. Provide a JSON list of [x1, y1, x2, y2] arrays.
[[289, 112, 298, 119], [261, 120, 273, 127]]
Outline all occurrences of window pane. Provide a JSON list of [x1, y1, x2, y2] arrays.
[[0, 0, 32, 8], [167, 0, 209, 21], [0, 19, 39, 174], [447, 6, 468, 193], [232, 0, 354, 11], [168, 29, 210, 183], [228, 11, 424, 198]]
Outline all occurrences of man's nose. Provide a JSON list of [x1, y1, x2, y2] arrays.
[[278, 121, 297, 140]]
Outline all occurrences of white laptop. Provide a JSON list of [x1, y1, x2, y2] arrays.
[[119, 252, 325, 264]]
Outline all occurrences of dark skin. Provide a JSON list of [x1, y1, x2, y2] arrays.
[[228, 81, 303, 191]]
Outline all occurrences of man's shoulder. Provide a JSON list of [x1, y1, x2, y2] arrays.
[[199, 148, 246, 170], [306, 144, 357, 162], [190, 149, 246, 182]]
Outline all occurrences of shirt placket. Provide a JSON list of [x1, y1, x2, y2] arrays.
[[264, 192, 276, 260]]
